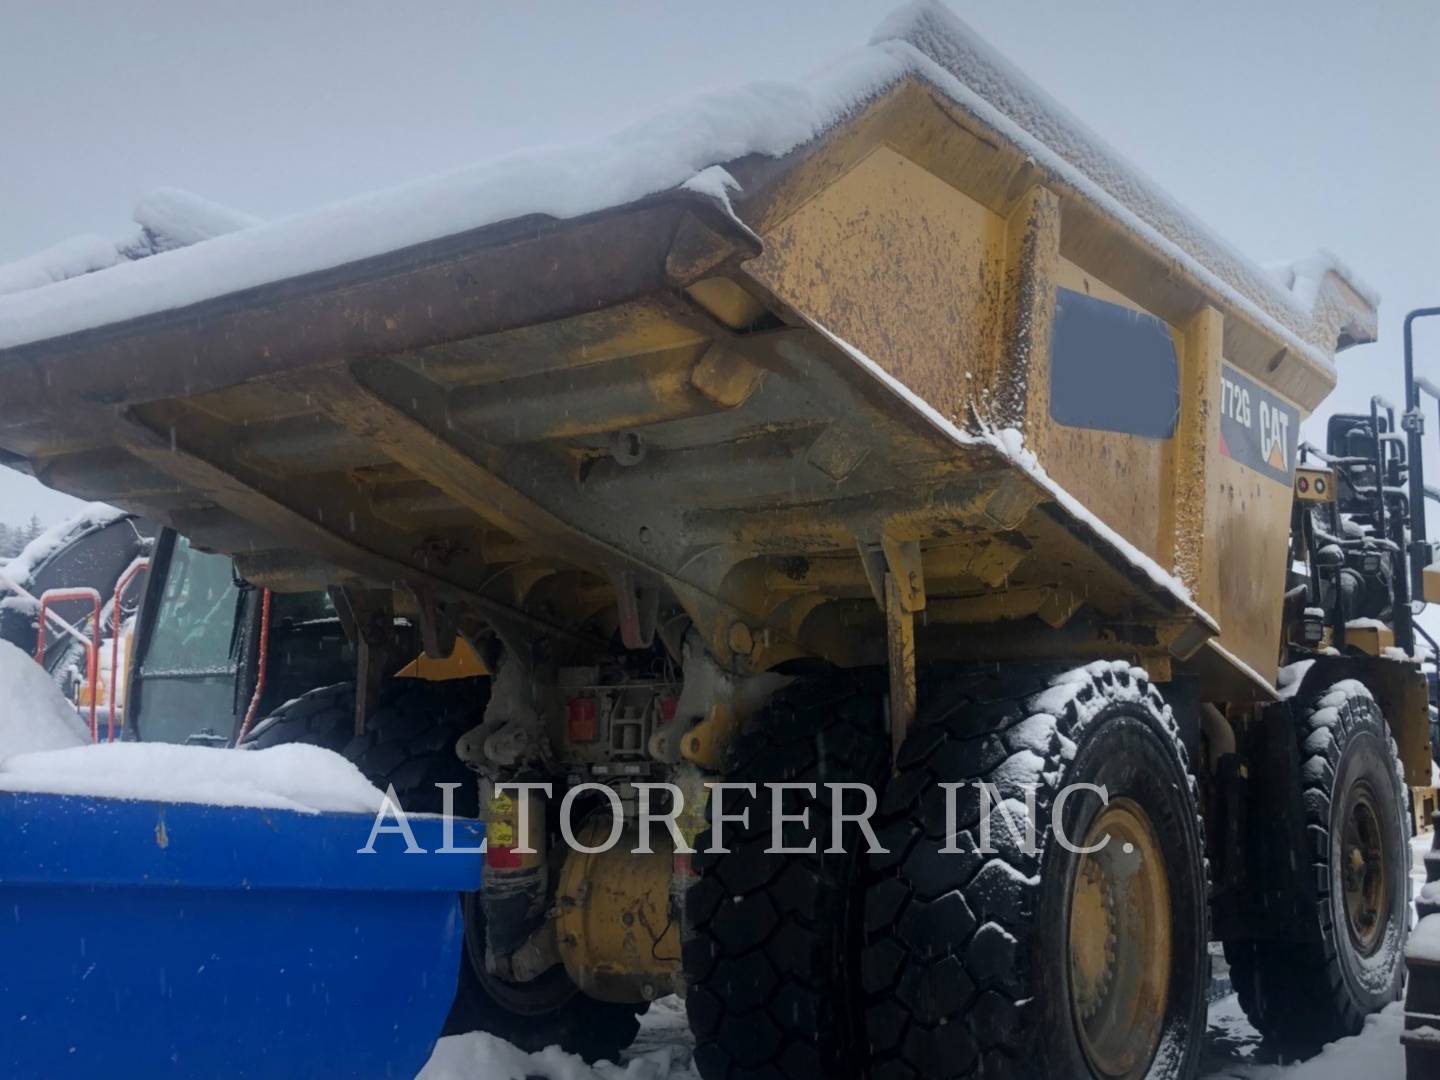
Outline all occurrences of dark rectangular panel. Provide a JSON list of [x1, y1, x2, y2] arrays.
[[1049, 287, 1179, 439]]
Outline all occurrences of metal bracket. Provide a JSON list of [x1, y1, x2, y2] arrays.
[[885, 572, 917, 764], [336, 587, 394, 737], [610, 568, 660, 650], [858, 533, 926, 763], [408, 581, 458, 659]]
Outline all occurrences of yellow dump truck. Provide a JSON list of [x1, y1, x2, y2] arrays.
[[2, 3, 1436, 1076]]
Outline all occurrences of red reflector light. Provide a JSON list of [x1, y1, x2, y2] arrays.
[[658, 696, 678, 723], [486, 845, 522, 869], [567, 697, 598, 742], [1297, 476, 1309, 493]]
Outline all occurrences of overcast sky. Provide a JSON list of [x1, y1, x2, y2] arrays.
[[3, 0, 1438, 531]]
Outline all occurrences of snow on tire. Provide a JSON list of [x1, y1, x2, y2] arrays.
[[861, 661, 1208, 1079], [1225, 678, 1409, 1056]]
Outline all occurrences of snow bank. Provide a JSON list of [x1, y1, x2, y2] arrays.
[[0, 741, 385, 814], [0, 1, 1369, 370], [420, 997, 696, 1080], [1224, 1003, 1405, 1078], [418, 1033, 687, 1080], [0, 640, 89, 759]]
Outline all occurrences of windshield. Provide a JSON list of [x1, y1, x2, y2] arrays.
[[135, 535, 240, 743]]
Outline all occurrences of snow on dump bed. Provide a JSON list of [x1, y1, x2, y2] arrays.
[[0, 640, 89, 758], [0, 1, 1370, 369], [0, 188, 257, 299], [0, 235, 124, 298], [0, 741, 386, 814]]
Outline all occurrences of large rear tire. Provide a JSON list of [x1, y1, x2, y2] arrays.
[[862, 662, 1209, 1079], [1225, 679, 1409, 1057], [684, 672, 890, 1080]]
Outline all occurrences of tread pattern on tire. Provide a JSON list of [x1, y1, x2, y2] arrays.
[[243, 679, 487, 815], [684, 672, 889, 1080], [1225, 678, 1409, 1053], [861, 660, 1205, 1080], [242, 683, 353, 753]]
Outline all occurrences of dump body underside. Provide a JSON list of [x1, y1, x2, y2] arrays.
[[0, 197, 1202, 681]]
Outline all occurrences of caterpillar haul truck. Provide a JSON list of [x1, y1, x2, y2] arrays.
[[2, 5, 1437, 1076]]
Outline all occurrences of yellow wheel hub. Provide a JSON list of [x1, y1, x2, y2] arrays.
[[1067, 798, 1172, 1079], [1340, 784, 1389, 955]]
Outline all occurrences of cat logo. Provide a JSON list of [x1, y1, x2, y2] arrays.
[[1219, 366, 1298, 485], [1261, 400, 1291, 472]]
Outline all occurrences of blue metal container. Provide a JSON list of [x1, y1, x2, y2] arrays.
[[1, 791, 484, 1078]]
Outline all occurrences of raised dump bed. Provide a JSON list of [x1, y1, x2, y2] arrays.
[[1, 790, 482, 1078], [0, 3, 1380, 702]]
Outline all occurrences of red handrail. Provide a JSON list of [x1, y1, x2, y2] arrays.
[[35, 588, 102, 743], [107, 558, 150, 742], [233, 588, 273, 746]]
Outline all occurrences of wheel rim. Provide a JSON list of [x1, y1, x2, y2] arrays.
[[1339, 783, 1389, 956], [1068, 798, 1172, 1079]]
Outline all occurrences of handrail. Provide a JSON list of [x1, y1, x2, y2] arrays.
[[34, 588, 102, 742], [0, 569, 92, 654], [1403, 307, 1440, 600], [232, 588, 273, 747]]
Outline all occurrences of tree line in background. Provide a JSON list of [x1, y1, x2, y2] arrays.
[[0, 516, 45, 559]]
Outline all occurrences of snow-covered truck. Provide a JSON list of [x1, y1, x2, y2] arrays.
[[1, 4, 1436, 1077]]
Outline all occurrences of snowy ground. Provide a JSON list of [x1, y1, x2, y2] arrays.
[[420, 832, 1434, 1080]]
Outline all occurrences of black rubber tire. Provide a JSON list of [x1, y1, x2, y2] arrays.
[[242, 683, 354, 753], [342, 679, 488, 816], [1225, 679, 1409, 1056], [684, 672, 890, 1080], [1406, 808, 1440, 1077], [862, 662, 1209, 1080], [445, 894, 647, 1061], [243, 679, 486, 816]]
